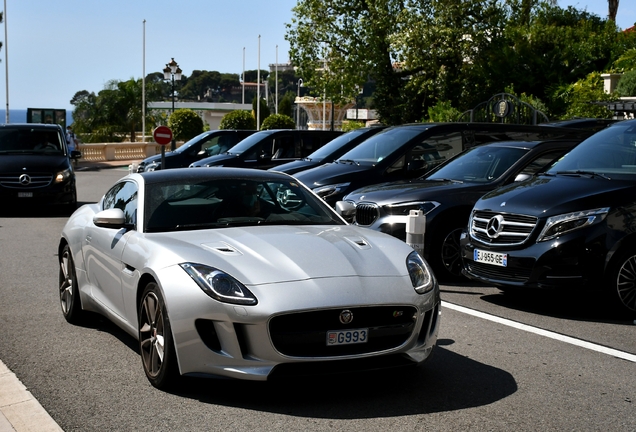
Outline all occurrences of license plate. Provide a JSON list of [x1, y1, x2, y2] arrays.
[[18, 192, 33, 198], [474, 249, 507, 267], [327, 328, 368, 346]]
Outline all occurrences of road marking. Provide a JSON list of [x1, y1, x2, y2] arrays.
[[442, 301, 636, 363]]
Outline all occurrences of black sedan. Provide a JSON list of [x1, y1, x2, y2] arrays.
[[337, 139, 584, 281]]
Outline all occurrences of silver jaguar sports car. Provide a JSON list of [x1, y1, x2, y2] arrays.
[[58, 168, 440, 389]]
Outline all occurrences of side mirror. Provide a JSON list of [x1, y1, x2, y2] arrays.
[[70, 150, 82, 159], [93, 208, 126, 228], [335, 201, 356, 222]]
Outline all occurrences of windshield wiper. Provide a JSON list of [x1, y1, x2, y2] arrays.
[[427, 178, 463, 184], [338, 159, 359, 165], [556, 170, 611, 180]]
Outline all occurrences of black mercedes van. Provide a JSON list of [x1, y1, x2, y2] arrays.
[[0, 123, 80, 212], [460, 120, 636, 314]]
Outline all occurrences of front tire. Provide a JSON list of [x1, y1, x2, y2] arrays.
[[607, 249, 636, 315], [138, 282, 179, 389], [59, 244, 84, 323]]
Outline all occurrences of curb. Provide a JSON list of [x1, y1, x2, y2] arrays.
[[0, 360, 63, 432]]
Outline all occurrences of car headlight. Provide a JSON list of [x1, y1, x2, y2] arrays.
[[54, 168, 72, 183], [385, 201, 440, 216], [180, 263, 258, 305], [406, 251, 434, 294], [537, 207, 610, 242], [313, 183, 350, 199]]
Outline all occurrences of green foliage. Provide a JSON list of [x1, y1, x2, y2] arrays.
[[278, 94, 293, 117], [260, 114, 296, 130], [556, 72, 614, 119], [425, 101, 461, 122], [167, 109, 204, 141], [341, 121, 365, 132], [616, 70, 636, 96], [71, 77, 164, 142], [219, 110, 256, 130]]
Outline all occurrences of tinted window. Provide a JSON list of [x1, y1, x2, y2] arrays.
[[547, 123, 636, 178], [308, 128, 371, 159], [428, 146, 528, 183], [228, 131, 276, 155], [102, 181, 138, 225], [340, 127, 424, 164]]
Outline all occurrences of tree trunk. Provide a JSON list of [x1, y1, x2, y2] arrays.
[[608, 0, 619, 22]]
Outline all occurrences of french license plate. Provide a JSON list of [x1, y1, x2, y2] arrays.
[[474, 249, 507, 267], [18, 192, 33, 198], [327, 328, 368, 346]]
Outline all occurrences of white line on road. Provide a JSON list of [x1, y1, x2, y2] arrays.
[[442, 301, 636, 363]]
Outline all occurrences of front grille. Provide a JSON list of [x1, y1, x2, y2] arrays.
[[470, 210, 537, 246], [466, 261, 533, 282], [0, 173, 54, 189], [355, 203, 379, 226], [269, 306, 418, 357]]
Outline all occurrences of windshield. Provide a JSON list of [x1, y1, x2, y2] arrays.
[[427, 145, 528, 183], [225, 131, 275, 155], [145, 177, 344, 232], [546, 122, 636, 179], [174, 131, 214, 154], [307, 128, 371, 160], [0, 127, 64, 155], [337, 127, 425, 164]]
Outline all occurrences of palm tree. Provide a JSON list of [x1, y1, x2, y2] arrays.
[[609, 0, 619, 22]]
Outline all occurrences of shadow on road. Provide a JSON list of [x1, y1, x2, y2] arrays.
[[165, 343, 517, 418]]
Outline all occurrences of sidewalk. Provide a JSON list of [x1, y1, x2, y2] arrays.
[[0, 360, 63, 432]]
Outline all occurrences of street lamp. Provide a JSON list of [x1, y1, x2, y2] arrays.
[[296, 78, 303, 128], [163, 58, 182, 150]]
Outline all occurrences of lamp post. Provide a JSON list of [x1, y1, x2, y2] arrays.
[[163, 58, 182, 151], [296, 78, 303, 128]]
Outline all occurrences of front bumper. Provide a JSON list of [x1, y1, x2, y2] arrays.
[[460, 228, 609, 290], [160, 266, 441, 380]]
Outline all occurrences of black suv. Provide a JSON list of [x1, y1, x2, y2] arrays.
[[338, 139, 584, 282], [460, 120, 636, 314], [295, 122, 593, 206], [190, 129, 342, 169], [136, 129, 256, 172], [0, 123, 80, 211]]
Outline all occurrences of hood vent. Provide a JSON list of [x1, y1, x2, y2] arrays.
[[201, 241, 242, 256], [344, 236, 371, 250]]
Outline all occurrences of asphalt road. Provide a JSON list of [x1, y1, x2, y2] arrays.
[[0, 166, 634, 431]]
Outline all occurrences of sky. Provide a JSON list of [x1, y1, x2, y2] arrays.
[[0, 0, 634, 111]]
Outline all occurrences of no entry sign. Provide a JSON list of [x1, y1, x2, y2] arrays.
[[153, 126, 173, 146]]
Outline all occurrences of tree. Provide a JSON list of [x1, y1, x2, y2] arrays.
[[616, 70, 636, 96], [260, 114, 296, 130], [219, 110, 256, 130], [278, 94, 294, 117], [167, 109, 204, 141]]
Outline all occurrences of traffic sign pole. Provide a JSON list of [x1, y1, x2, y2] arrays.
[[152, 126, 173, 170]]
